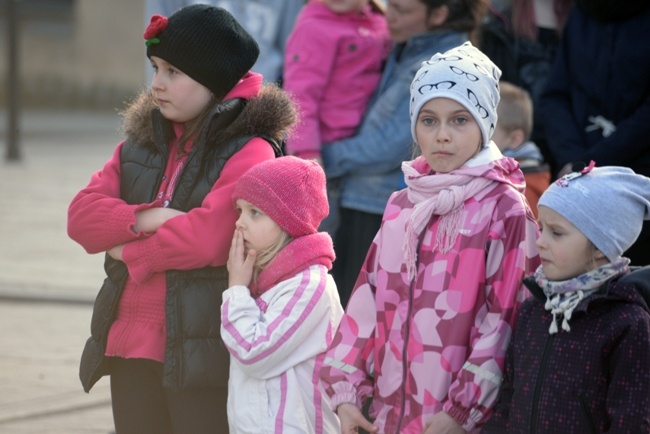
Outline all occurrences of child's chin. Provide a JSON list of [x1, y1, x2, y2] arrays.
[[541, 265, 570, 282], [540, 264, 555, 279]]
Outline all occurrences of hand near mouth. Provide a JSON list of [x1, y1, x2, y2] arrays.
[[227, 229, 256, 287]]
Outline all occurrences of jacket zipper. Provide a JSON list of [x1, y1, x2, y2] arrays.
[[530, 330, 554, 433], [395, 232, 426, 432]]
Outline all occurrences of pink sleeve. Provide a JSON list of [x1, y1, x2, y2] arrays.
[[283, 13, 338, 158], [321, 240, 379, 409], [67, 141, 154, 254], [121, 137, 276, 283]]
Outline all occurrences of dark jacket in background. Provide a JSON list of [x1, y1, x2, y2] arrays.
[[540, 2, 650, 178]]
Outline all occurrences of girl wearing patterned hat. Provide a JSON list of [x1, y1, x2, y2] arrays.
[[320, 41, 540, 434], [220, 156, 344, 432], [67, 4, 297, 433], [483, 163, 650, 433], [322, 0, 489, 310]]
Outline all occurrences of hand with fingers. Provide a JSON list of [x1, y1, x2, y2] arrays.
[[337, 403, 378, 434], [227, 229, 256, 287], [422, 411, 464, 434]]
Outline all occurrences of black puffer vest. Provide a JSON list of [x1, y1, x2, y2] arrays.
[[79, 98, 283, 392]]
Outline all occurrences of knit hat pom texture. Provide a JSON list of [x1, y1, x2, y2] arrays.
[[232, 156, 329, 238]]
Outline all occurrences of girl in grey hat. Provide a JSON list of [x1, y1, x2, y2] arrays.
[[484, 163, 650, 433]]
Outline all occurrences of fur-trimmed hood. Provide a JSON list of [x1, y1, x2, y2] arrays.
[[119, 82, 297, 152]]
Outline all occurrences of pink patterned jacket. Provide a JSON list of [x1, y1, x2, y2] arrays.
[[321, 154, 540, 433]]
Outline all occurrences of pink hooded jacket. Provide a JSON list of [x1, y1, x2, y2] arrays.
[[321, 152, 540, 433]]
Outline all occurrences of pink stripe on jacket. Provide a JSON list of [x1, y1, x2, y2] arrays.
[[221, 265, 344, 433]]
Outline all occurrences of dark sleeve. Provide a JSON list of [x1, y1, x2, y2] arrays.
[[480, 311, 518, 433]]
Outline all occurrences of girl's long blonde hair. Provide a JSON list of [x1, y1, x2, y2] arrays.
[[253, 230, 292, 283]]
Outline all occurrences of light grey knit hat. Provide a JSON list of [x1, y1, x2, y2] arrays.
[[538, 163, 650, 262], [409, 41, 501, 148]]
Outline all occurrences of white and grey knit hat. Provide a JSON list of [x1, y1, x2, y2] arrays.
[[539, 163, 650, 262], [409, 41, 502, 148]]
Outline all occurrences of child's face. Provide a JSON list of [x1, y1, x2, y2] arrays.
[[234, 199, 284, 255], [323, 0, 368, 14], [150, 56, 212, 123], [415, 97, 482, 173], [536, 206, 607, 280]]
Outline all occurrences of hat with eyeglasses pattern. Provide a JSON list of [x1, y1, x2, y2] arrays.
[[409, 42, 501, 148]]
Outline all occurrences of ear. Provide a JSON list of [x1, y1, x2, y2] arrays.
[[593, 248, 607, 262], [496, 129, 517, 150], [510, 129, 526, 148], [427, 5, 450, 28]]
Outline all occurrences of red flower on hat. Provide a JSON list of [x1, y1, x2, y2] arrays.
[[144, 14, 168, 46]]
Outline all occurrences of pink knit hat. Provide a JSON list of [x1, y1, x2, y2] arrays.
[[232, 156, 329, 238]]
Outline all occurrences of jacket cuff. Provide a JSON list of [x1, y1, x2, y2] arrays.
[[330, 381, 360, 411], [222, 285, 251, 301], [443, 401, 476, 432], [122, 235, 164, 284]]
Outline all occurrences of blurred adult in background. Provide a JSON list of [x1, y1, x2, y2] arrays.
[[480, 0, 573, 175], [145, 0, 306, 84], [540, 0, 650, 265], [323, 0, 488, 307]]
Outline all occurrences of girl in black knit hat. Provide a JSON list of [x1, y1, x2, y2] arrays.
[[67, 4, 297, 433]]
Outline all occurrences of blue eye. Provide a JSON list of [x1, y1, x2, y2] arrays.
[[419, 116, 436, 126]]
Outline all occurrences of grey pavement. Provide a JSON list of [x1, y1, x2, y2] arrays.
[[0, 108, 122, 433]]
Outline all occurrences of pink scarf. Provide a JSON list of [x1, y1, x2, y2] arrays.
[[250, 232, 335, 297], [402, 157, 496, 280]]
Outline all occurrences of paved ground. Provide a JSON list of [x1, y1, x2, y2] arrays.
[[0, 108, 122, 433]]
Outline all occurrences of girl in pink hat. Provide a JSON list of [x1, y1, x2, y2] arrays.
[[221, 156, 344, 433]]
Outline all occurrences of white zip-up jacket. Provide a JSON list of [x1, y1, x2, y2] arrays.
[[221, 264, 343, 433]]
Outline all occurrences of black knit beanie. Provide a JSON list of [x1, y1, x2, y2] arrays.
[[145, 4, 260, 98]]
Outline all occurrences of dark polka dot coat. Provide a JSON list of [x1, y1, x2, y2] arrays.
[[482, 267, 650, 434]]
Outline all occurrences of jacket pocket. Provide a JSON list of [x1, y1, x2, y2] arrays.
[[578, 394, 598, 434]]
